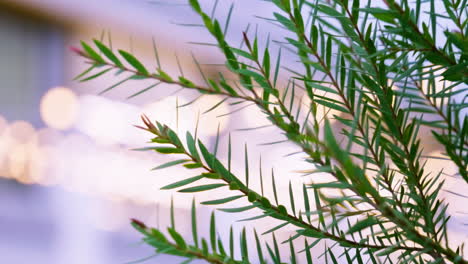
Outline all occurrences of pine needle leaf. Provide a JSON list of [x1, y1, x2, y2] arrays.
[[254, 229, 265, 263], [119, 50, 149, 75], [347, 216, 380, 234], [167, 227, 186, 249], [161, 175, 204, 190], [219, 205, 256, 213], [81, 41, 105, 63], [191, 198, 198, 247], [127, 82, 161, 99], [210, 212, 217, 253], [262, 222, 289, 235], [201, 195, 244, 205], [229, 226, 234, 257], [244, 143, 249, 188], [93, 39, 123, 67], [152, 159, 190, 170], [178, 183, 226, 193], [240, 228, 248, 261], [289, 181, 296, 216], [271, 169, 279, 205]]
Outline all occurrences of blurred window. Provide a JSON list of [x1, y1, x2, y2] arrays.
[[0, 9, 64, 126], [0, 8, 64, 264]]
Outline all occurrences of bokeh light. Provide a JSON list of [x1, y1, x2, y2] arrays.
[[8, 143, 31, 182], [5, 120, 36, 144], [40, 87, 79, 130]]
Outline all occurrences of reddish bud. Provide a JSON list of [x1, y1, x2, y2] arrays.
[[140, 115, 158, 134], [134, 125, 149, 131], [69, 45, 86, 57], [242, 32, 252, 50], [131, 218, 147, 229]]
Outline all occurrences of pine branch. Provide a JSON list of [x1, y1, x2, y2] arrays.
[[137, 115, 418, 252], [131, 216, 243, 264], [271, 1, 466, 262]]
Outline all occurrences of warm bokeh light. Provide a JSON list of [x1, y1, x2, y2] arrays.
[[1, 120, 37, 181], [0, 120, 58, 186], [5, 120, 36, 144], [28, 143, 50, 185], [8, 143, 31, 182], [40, 87, 79, 130]]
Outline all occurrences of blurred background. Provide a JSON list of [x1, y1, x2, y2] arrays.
[[0, 0, 466, 263]]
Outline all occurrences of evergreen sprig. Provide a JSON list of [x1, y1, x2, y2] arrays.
[[74, 0, 467, 263]]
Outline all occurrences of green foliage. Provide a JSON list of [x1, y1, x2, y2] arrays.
[[74, 0, 467, 263]]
